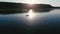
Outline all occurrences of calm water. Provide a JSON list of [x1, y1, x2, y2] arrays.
[[0, 9, 60, 34]]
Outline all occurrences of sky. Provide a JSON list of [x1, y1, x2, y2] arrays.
[[0, 0, 60, 6]]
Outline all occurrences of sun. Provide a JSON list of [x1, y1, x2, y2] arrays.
[[26, 0, 34, 4], [24, 0, 37, 4]]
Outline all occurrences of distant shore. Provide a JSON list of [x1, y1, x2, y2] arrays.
[[0, 2, 59, 14]]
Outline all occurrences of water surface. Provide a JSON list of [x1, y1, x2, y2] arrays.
[[0, 9, 60, 34]]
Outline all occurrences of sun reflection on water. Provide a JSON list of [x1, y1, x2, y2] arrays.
[[26, 9, 35, 19]]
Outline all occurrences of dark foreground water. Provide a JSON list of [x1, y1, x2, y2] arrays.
[[0, 9, 60, 34]]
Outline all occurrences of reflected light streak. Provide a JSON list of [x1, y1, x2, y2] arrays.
[[27, 9, 35, 19]]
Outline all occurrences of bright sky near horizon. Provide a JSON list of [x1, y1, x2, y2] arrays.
[[0, 0, 60, 6]]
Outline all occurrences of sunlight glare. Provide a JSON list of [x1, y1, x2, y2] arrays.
[[25, 0, 37, 4], [27, 9, 35, 19]]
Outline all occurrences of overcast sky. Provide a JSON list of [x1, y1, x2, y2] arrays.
[[0, 0, 60, 6]]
